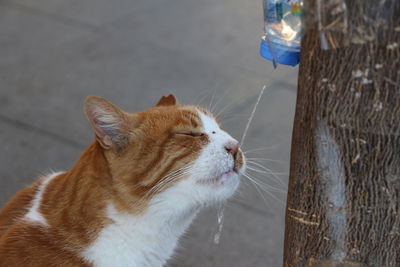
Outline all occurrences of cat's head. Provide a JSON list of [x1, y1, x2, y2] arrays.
[[84, 94, 245, 211]]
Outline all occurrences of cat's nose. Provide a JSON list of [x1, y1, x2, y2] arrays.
[[224, 141, 239, 159]]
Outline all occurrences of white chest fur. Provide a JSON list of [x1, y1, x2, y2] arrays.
[[82, 195, 199, 267]]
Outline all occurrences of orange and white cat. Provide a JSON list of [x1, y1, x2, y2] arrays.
[[0, 94, 245, 267]]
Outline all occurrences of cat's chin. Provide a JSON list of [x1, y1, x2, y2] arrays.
[[197, 170, 239, 186]]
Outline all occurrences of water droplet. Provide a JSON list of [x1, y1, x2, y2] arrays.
[[213, 204, 226, 245]]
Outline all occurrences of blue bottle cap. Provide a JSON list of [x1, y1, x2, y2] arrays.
[[260, 39, 300, 67]]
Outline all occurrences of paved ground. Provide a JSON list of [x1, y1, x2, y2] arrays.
[[0, 0, 298, 266]]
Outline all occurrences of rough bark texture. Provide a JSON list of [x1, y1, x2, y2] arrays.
[[283, 0, 400, 266]]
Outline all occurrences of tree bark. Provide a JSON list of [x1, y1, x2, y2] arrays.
[[283, 1, 400, 266]]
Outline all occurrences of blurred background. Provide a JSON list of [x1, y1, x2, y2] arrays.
[[0, 0, 298, 266]]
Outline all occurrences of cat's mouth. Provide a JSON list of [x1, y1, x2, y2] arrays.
[[198, 170, 238, 185]]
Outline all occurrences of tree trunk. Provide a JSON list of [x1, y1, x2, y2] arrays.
[[283, 0, 400, 266]]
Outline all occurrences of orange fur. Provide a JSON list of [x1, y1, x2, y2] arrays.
[[0, 95, 244, 266]]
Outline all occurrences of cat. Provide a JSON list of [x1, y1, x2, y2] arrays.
[[0, 94, 246, 267]]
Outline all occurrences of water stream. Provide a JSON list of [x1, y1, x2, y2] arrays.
[[239, 85, 267, 147], [212, 85, 267, 245], [213, 203, 226, 244]]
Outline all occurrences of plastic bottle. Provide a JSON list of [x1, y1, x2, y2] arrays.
[[260, 0, 303, 67]]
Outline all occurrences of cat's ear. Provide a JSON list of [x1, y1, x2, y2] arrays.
[[84, 96, 130, 151], [156, 94, 178, 106]]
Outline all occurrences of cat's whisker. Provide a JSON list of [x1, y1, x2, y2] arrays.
[[243, 172, 281, 191], [210, 87, 232, 116], [243, 172, 286, 193], [145, 173, 187, 198], [246, 157, 286, 164], [208, 88, 218, 113], [246, 163, 286, 174], [243, 146, 277, 154], [245, 175, 271, 207], [244, 171, 286, 191], [192, 89, 212, 106], [215, 88, 267, 121], [243, 174, 286, 204], [194, 91, 212, 106], [242, 173, 285, 205], [244, 170, 286, 187], [246, 161, 287, 186], [231, 187, 246, 201], [246, 166, 270, 174], [245, 169, 286, 190], [219, 114, 252, 125], [214, 100, 239, 121], [150, 172, 188, 194], [135, 172, 190, 207], [143, 164, 194, 201], [245, 162, 287, 176], [219, 113, 251, 120]]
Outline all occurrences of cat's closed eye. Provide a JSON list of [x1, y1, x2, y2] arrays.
[[173, 131, 205, 137]]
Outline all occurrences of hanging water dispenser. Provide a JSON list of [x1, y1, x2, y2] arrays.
[[260, 0, 303, 67]]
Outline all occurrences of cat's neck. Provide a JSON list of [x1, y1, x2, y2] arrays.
[[67, 142, 200, 266], [82, 187, 199, 267]]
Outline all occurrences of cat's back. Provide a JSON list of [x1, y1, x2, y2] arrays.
[[0, 173, 91, 267], [0, 223, 89, 267], [0, 180, 40, 237]]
